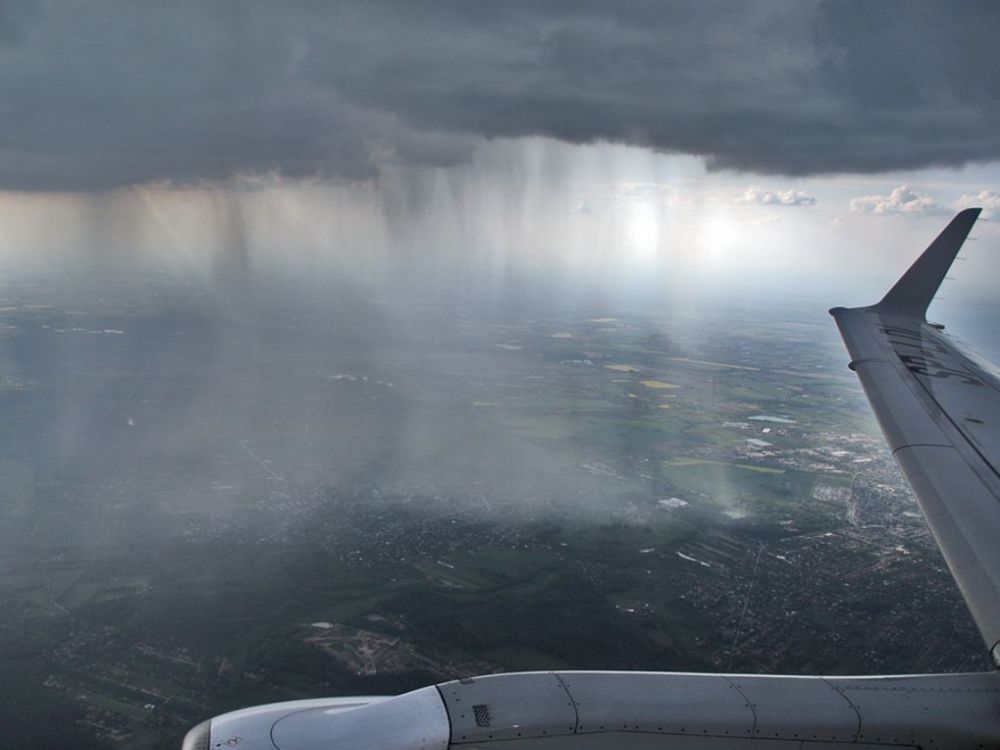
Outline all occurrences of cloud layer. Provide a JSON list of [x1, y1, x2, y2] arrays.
[[739, 187, 816, 206], [3, 1, 1000, 190], [849, 186, 938, 215], [955, 189, 1000, 216]]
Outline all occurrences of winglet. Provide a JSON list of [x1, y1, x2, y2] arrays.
[[873, 208, 982, 318]]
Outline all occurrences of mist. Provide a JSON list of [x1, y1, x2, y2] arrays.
[[0, 139, 984, 524], [2, 136, 997, 538]]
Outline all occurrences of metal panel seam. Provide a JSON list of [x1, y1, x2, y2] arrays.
[[722, 676, 757, 737], [433, 685, 455, 748], [849, 357, 892, 369], [822, 678, 861, 742], [551, 672, 580, 734], [890, 442, 954, 455], [869, 313, 1000, 485], [269, 707, 319, 750], [901, 369, 1000, 484]]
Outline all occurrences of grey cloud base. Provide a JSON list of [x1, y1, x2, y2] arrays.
[[2, 0, 999, 191]]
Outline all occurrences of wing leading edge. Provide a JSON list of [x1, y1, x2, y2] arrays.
[[831, 207, 1000, 664]]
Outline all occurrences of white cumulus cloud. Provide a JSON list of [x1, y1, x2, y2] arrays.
[[849, 185, 937, 215], [738, 186, 816, 206], [954, 189, 1000, 216]]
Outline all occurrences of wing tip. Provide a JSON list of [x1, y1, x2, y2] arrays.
[[873, 208, 982, 318]]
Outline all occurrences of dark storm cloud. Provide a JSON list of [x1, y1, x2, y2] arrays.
[[2, 0, 999, 190]]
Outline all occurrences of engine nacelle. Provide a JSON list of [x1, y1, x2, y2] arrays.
[[181, 688, 448, 750]]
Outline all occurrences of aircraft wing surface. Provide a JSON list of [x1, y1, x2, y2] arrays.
[[831, 207, 1000, 663]]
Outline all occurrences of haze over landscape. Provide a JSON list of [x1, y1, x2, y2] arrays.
[[2, 2, 1000, 748]]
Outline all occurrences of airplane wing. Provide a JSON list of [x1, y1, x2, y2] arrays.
[[830, 207, 1000, 664]]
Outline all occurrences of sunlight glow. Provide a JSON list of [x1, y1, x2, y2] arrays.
[[703, 214, 739, 250], [697, 213, 741, 268], [623, 200, 661, 262]]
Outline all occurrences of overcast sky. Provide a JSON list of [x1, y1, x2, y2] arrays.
[[1, 0, 999, 189], [1, 0, 999, 316]]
